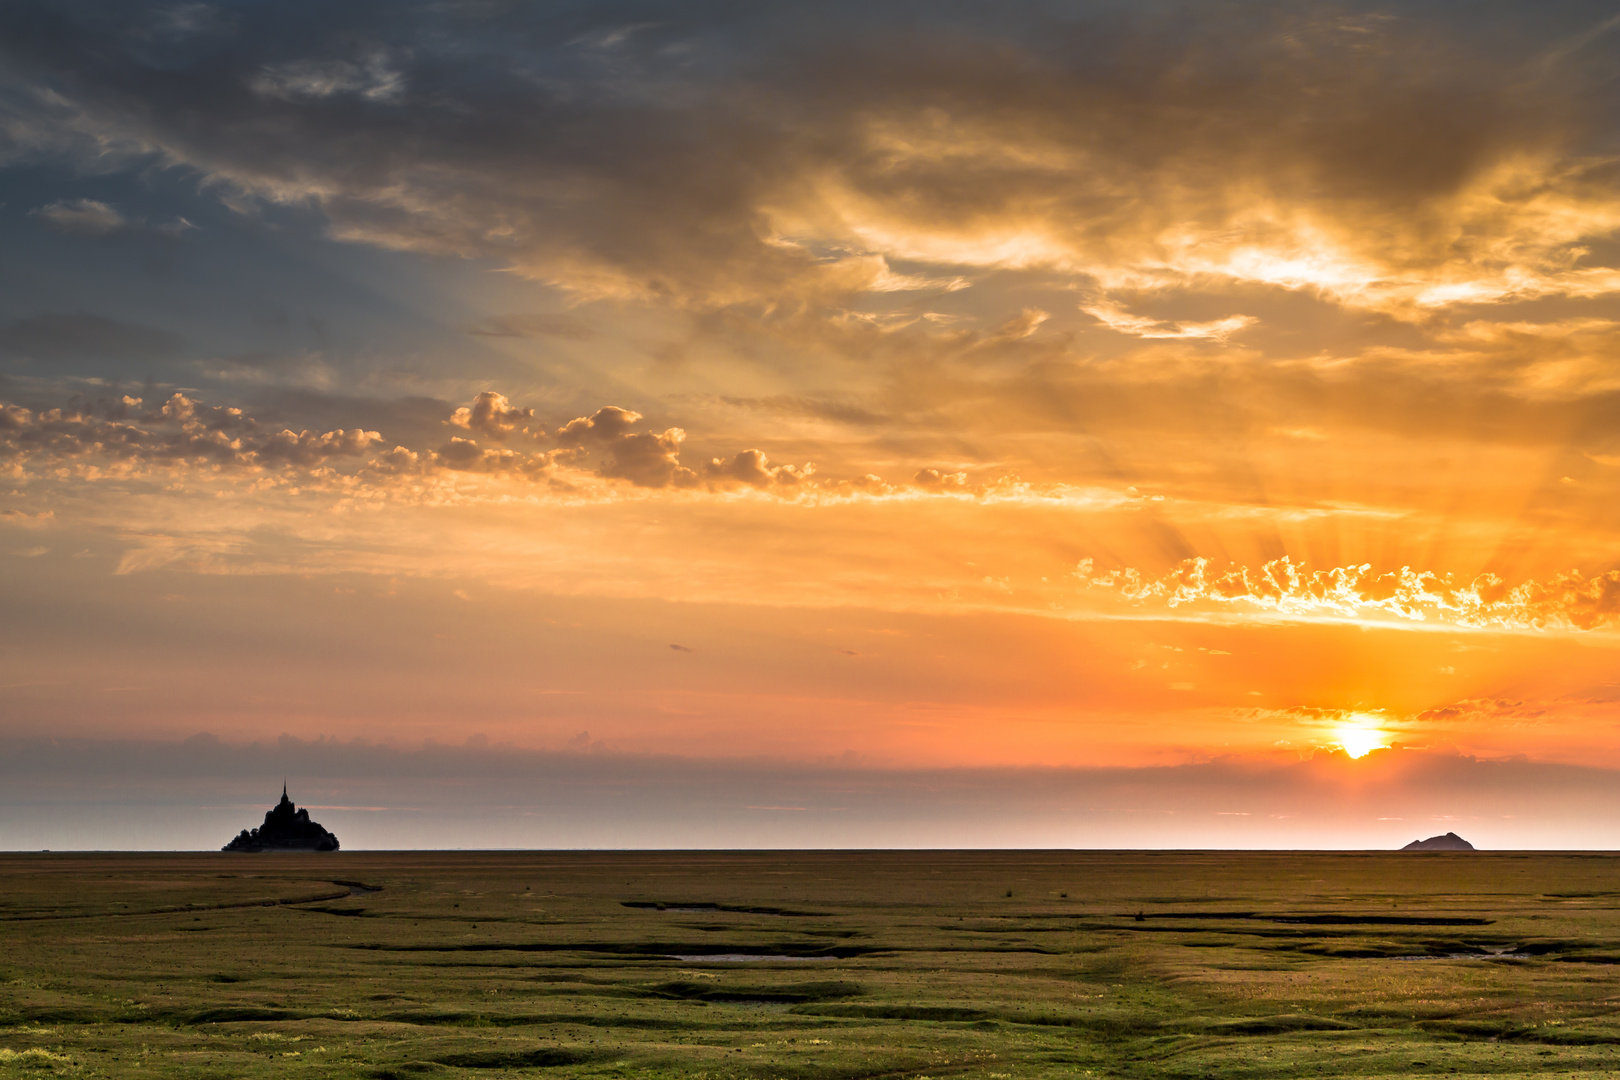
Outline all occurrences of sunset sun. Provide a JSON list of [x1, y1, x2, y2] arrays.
[[1336, 717, 1390, 760]]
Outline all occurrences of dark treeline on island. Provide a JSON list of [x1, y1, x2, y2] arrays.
[[223, 785, 340, 852]]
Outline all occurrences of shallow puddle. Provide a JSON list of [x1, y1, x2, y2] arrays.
[[666, 954, 834, 962]]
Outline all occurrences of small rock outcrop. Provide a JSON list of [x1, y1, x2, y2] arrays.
[[1401, 832, 1475, 851], [223, 785, 340, 852]]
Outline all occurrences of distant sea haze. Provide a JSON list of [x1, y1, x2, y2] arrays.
[[0, 736, 1613, 850]]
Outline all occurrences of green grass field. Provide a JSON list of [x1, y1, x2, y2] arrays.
[[4, 850, 1620, 1078]]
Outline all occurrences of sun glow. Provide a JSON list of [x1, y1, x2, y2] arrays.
[[1336, 716, 1389, 759]]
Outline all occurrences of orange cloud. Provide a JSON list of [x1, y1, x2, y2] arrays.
[[1082, 557, 1620, 633], [446, 391, 536, 441], [0, 393, 382, 469]]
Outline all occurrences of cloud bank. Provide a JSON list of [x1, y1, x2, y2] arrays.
[[5, 0, 1620, 321]]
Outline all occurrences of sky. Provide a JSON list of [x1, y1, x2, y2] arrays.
[[6, 0, 1620, 848]]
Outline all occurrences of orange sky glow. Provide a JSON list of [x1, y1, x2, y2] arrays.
[[5, 1, 1620, 847]]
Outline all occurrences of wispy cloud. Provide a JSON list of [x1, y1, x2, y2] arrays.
[[30, 199, 194, 238], [1082, 300, 1256, 341]]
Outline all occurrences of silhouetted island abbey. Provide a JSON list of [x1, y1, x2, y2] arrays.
[[1401, 831, 1474, 851], [222, 785, 340, 852]]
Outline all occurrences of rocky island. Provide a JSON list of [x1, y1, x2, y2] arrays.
[[222, 785, 340, 852], [1401, 831, 1474, 851]]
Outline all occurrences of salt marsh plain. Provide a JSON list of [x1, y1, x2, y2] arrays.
[[4, 851, 1620, 1079]]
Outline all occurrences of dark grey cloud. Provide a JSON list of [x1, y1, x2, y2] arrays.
[[0, 313, 186, 364], [1, 0, 1612, 313]]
